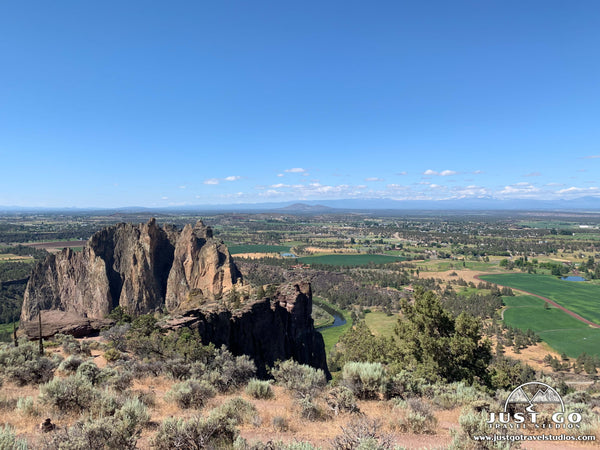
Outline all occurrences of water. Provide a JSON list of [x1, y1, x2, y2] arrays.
[[561, 276, 587, 282], [317, 313, 347, 331]]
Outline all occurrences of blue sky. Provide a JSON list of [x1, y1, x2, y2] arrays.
[[1, 1, 599, 207]]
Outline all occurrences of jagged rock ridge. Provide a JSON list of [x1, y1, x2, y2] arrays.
[[163, 281, 330, 378], [21, 219, 241, 322]]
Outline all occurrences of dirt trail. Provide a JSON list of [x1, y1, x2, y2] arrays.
[[475, 275, 600, 329]]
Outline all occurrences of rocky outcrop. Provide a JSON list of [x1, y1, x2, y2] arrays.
[[165, 221, 242, 311], [21, 310, 114, 339], [162, 281, 330, 378], [20, 219, 241, 323]]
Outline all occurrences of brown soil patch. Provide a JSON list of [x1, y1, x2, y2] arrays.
[[418, 269, 490, 285]]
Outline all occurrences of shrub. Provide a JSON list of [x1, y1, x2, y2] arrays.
[[272, 416, 289, 432], [394, 398, 437, 434], [245, 378, 274, 399], [55, 333, 92, 356], [326, 386, 359, 415], [297, 396, 326, 421], [163, 357, 192, 380], [44, 416, 142, 450], [331, 417, 393, 450], [104, 348, 122, 362], [16, 396, 39, 417], [166, 379, 216, 409], [201, 347, 256, 392], [449, 408, 511, 450], [0, 424, 27, 450], [115, 398, 150, 432], [209, 397, 257, 425], [272, 359, 327, 398], [76, 360, 101, 385], [39, 375, 98, 412], [97, 367, 133, 391], [58, 355, 85, 373], [234, 437, 319, 450], [342, 362, 386, 400], [0, 341, 58, 385], [152, 416, 238, 450], [383, 370, 427, 399], [94, 390, 123, 417]]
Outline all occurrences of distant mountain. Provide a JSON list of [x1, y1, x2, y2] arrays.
[[2, 196, 600, 213], [275, 203, 336, 213]]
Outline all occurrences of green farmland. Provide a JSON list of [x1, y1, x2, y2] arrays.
[[480, 273, 600, 325], [227, 244, 291, 254], [502, 295, 600, 357], [298, 254, 404, 266]]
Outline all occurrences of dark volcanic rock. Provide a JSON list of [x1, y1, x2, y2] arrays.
[[162, 281, 330, 378]]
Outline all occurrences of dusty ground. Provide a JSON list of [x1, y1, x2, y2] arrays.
[[417, 269, 491, 285]]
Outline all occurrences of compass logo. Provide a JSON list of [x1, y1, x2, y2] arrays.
[[487, 382, 582, 429]]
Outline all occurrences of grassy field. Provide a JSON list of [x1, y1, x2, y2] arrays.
[[298, 254, 404, 266], [502, 295, 600, 357], [227, 244, 290, 254], [481, 273, 600, 325], [364, 311, 398, 338]]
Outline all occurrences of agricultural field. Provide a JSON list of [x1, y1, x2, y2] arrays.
[[481, 273, 600, 325], [298, 254, 404, 266], [227, 244, 291, 254], [502, 295, 600, 357]]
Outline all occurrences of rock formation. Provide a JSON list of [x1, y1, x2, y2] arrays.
[[20, 219, 329, 376], [162, 281, 330, 378], [21, 219, 241, 323]]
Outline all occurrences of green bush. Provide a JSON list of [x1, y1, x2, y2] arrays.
[[234, 437, 319, 450], [0, 424, 27, 450], [297, 396, 326, 421], [166, 379, 216, 409], [209, 397, 257, 425], [272, 359, 327, 398], [39, 375, 98, 412], [97, 367, 133, 391], [342, 362, 386, 400], [58, 355, 85, 373], [198, 347, 256, 392], [103, 348, 122, 362], [16, 396, 38, 417], [0, 341, 58, 385], [393, 398, 437, 434], [245, 378, 274, 399], [152, 416, 238, 450], [76, 360, 101, 385], [55, 333, 92, 356], [326, 386, 359, 415]]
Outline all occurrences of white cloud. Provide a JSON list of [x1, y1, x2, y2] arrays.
[[423, 169, 438, 176], [270, 183, 289, 188], [556, 186, 599, 195], [473, 170, 484, 174], [285, 168, 306, 173], [224, 175, 241, 181], [277, 173, 284, 177], [396, 171, 408, 176], [440, 170, 457, 176], [179, 185, 187, 189], [204, 178, 219, 185], [523, 172, 541, 177], [365, 177, 384, 182], [583, 155, 600, 159], [161, 196, 168, 200]]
